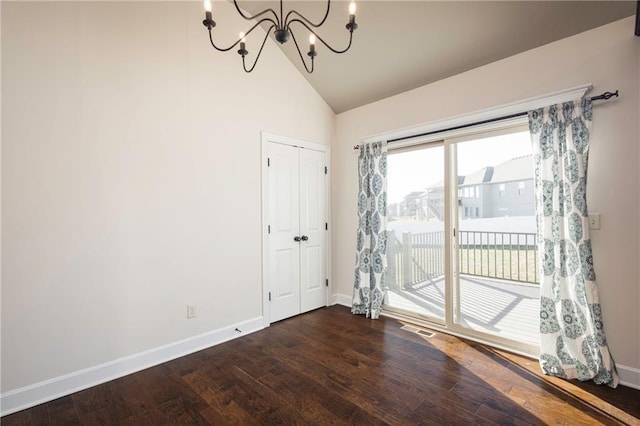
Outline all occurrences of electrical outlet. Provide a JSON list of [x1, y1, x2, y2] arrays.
[[187, 305, 197, 319], [588, 213, 601, 230]]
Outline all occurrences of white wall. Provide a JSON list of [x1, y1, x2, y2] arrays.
[[1, 0, 334, 398], [332, 17, 640, 385]]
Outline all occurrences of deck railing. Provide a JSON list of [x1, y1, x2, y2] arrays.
[[458, 230, 538, 284], [387, 230, 538, 288]]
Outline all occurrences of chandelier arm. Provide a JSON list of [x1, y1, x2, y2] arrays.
[[288, 19, 354, 54], [208, 18, 277, 52], [242, 25, 275, 73], [233, 0, 280, 28], [289, 29, 314, 73], [284, 0, 331, 29]]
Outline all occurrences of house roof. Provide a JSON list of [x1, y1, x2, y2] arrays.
[[461, 166, 494, 186], [490, 155, 534, 184], [426, 176, 463, 190], [403, 191, 426, 199], [423, 155, 533, 191], [460, 155, 533, 186]]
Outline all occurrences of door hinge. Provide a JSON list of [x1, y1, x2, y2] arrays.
[[267, 158, 270, 167], [325, 279, 329, 287], [453, 228, 456, 237], [269, 292, 271, 301], [324, 166, 327, 175], [268, 225, 271, 234], [325, 222, 328, 230]]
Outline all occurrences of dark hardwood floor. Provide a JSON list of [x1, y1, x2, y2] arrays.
[[3, 305, 639, 425]]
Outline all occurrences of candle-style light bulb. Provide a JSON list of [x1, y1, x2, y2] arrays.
[[308, 33, 317, 59], [238, 32, 247, 57], [346, 0, 357, 31], [204, 0, 213, 24]]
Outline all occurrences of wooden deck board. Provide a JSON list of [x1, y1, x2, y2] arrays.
[[386, 274, 540, 345]]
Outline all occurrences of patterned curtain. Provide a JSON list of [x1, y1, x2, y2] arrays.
[[528, 98, 618, 387], [352, 141, 388, 319]]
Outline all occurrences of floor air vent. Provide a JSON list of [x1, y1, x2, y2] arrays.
[[401, 325, 435, 338]]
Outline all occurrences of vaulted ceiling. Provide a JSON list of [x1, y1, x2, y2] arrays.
[[241, 1, 636, 113]]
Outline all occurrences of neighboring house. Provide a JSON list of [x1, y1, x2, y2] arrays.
[[458, 155, 534, 219], [403, 155, 534, 221], [400, 191, 426, 219], [388, 202, 402, 220]]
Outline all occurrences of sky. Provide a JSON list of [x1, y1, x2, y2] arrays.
[[387, 131, 532, 204]]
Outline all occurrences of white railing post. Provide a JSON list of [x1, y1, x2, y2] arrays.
[[386, 232, 397, 289], [402, 232, 412, 289]]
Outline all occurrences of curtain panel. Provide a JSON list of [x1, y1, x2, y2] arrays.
[[528, 98, 618, 387], [352, 141, 388, 319]]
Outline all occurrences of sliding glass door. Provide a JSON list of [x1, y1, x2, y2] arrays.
[[384, 121, 540, 354], [453, 129, 539, 348], [384, 143, 445, 323]]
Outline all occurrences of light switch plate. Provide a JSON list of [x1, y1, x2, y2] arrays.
[[588, 213, 601, 230]]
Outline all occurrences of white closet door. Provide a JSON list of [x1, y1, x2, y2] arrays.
[[267, 143, 301, 323], [299, 148, 327, 313]]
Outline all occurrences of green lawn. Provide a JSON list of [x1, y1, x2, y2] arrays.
[[458, 246, 538, 284]]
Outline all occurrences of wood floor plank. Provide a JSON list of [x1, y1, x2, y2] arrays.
[[411, 396, 500, 425], [154, 396, 209, 425], [73, 381, 132, 421], [77, 407, 118, 426], [256, 363, 383, 425], [450, 380, 543, 425], [260, 335, 430, 423], [473, 403, 542, 426], [0, 408, 31, 426], [228, 364, 356, 425], [117, 409, 166, 426], [46, 395, 81, 425], [112, 374, 156, 415], [26, 403, 49, 425], [3, 306, 639, 425]]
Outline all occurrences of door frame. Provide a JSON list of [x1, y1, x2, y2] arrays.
[[381, 121, 539, 357], [261, 132, 331, 327]]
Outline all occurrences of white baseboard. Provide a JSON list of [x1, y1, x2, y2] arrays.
[[331, 293, 352, 307], [0, 316, 264, 417], [617, 364, 640, 390]]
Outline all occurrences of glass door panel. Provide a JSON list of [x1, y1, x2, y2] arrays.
[[454, 131, 540, 346], [384, 144, 445, 322]]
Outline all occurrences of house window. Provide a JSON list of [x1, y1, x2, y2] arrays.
[[518, 181, 526, 196], [499, 183, 506, 197], [476, 207, 480, 217]]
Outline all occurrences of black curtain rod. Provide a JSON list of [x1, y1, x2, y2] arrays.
[[353, 90, 619, 149], [635, 0, 639, 36]]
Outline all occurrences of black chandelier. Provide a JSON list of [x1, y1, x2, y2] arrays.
[[202, 0, 358, 73]]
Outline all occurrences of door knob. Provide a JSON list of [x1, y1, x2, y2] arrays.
[[294, 236, 301, 242], [301, 235, 309, 241]]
